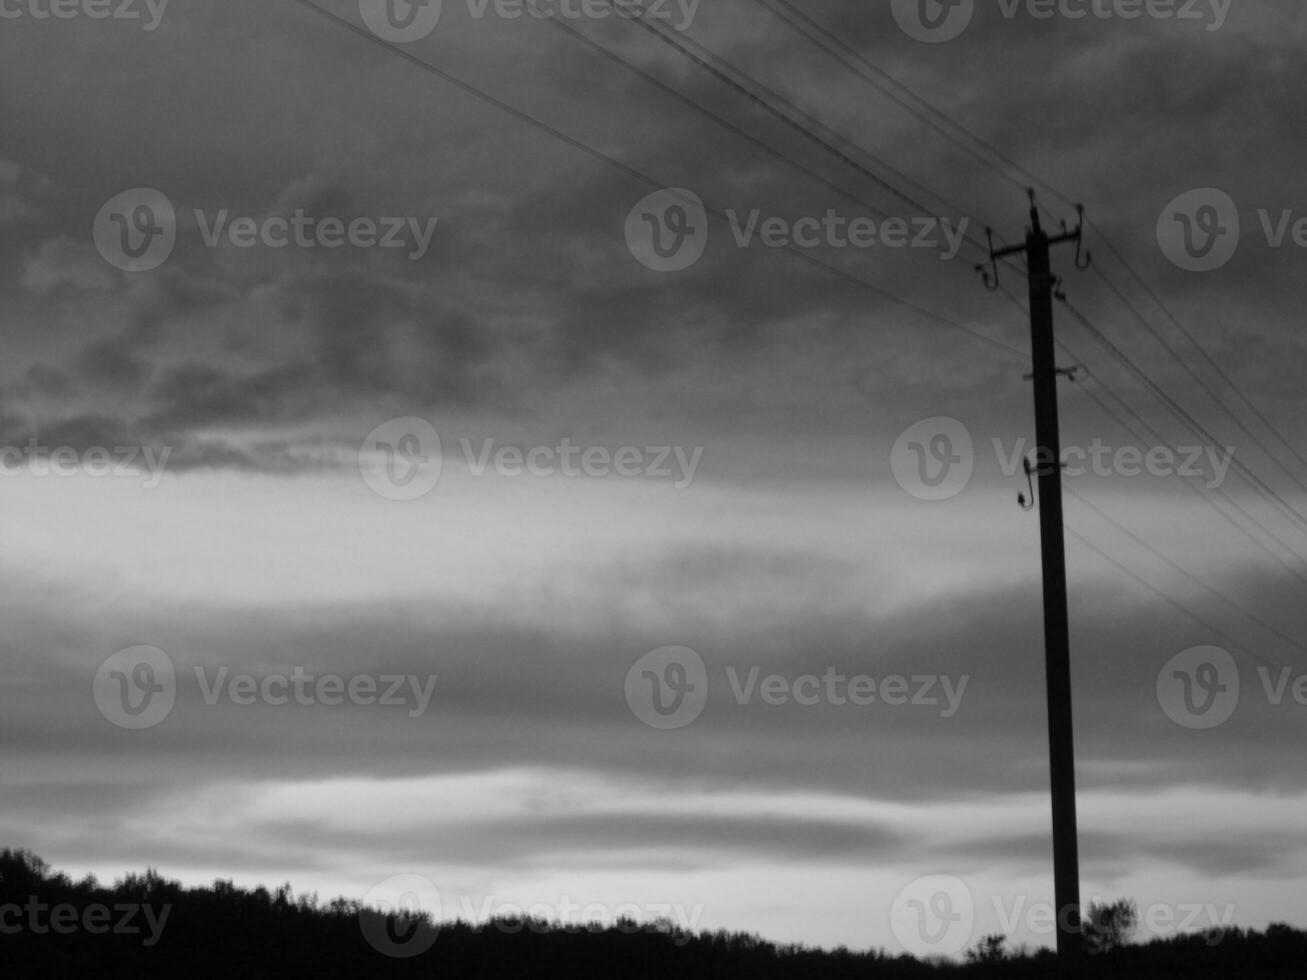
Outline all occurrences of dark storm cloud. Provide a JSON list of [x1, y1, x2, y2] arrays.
[[27, 0, 1300, 466], [0, 0, 1077, 464]]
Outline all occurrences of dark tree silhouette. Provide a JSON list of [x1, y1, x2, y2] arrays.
[[1083, 898, 1138, 954], [2, 849, 1305, 979]]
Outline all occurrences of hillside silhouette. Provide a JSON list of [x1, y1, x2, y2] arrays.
[[2, 848, 1304, 978]]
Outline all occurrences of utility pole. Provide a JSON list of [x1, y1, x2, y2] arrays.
[[978, 191, 1090, 958]]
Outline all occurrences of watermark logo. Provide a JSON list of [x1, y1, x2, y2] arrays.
[[890, 874, 974, 957], [895, 0, 1232, 40], [993, 436, 1235, 490], [194, 667, 438, 717], [1160, 190, 1307, 272], [724, 210, 969, 260], [1157, 645, 1239, 729], [0, 899, 171, 946], [93, 188, 176, 273], [359, 0, 443, 41], [192, 209, 438, 259], [93, 189, 440, 271], [990, 894, 1234, 945], [1157, 188, 1240, 272], [891, 417, 974, 501], [358, 419, 705, 499], [0, 0, 170, 31], [0, 441, 173, 489], [625, 188, 708, 272], [891, 418, 1236, 499], [892, 0, 974, 43], [359, 873, 442, 958], [93, 645, 176, 730], [467, 0, 699, 31], [359, 417, 443, 501], [624, 645, 709, 730], [1259, 665, 1307, 709], [997, 0, 1230, 30], [625, 651, 966, 729], [725, 668, 968, 716]]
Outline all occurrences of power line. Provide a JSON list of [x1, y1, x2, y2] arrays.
[[591, 0, 1307, 559], [1065, 524, 1285, 674], [751, 0, 1307, 495], [1069, 368, 1307, 583], [288, 0, 1025, 359], [296, 0, 1307, 665], [628, 3, 1307, 572], [1091, 265, 1307, 498], [1066, 485, 1307, 660], [1060, 299, 1307, 534], [551, 1, 1045, 347], [749, 0, 1066, 225], [597, 0, 1003, 262], [529, 3, 991, 269], [1090, 234, 1307, 478], [1001, 284, 1307, 576]]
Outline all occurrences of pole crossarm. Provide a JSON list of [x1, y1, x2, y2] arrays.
[[978, 191, 1091, 291]]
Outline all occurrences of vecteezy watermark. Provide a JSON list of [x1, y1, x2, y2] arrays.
[[357, 874, 702, 959], [890, 417, 975, 502], [93, 646, 439, 730], [625, 188, 709, 273], [0, 898, 171, 947], [1156, 188, 1240, 272], [624, 645, 709, 730], [358, 0, 444, 42], [624, 646, 969, 731], [991, 893, 1235, 945], [93, 646, 177, 730], [889, 417, 1235, 501], [193, 667, 437, 718], [1157, 645, 1240, 729], [892, 0, 975, 43], [724, 667, 969, 716], [358, 418, 443, 501], [455, 895, 705, 945], [0, 0, 170, 31], [0, 441, 172, 489], [466, 0, 700, 32], [722, 210, 969, 260], [890, 874, 975, 957], [1158, 188, 1307, 272], [358, 0, 700, 43], [358, 417, 705, 501], [623, 188, 971, 272], [1158, 645, 1307, 729], [92, 188, 440, 272], [992, 437, 1234, 489], [892, 0, 1230, 43], [359, 874, 442, 958], [92, 188, 176, 272]]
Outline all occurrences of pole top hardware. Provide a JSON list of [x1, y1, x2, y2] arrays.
[[976, 193, 1090, 292]]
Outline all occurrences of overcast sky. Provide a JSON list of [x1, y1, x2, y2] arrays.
[[2, 0, 1306, 957]]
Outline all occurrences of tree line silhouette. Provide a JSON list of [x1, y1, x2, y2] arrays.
[[2, 848, 1304, 978]]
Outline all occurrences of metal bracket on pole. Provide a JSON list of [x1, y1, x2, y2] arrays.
[[1023, 366, 1081, 383]]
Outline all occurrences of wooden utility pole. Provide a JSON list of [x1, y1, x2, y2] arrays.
[[979, 191, 1090, 957]]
